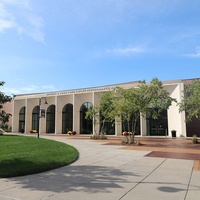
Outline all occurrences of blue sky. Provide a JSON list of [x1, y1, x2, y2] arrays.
[[0, 0, 200, 95]]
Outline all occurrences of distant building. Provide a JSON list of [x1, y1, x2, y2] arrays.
[[11, 79, 200, 137]]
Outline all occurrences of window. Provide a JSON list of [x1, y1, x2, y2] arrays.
[[32, 106, 39, 132], [146, 109, 168, 136], [19, 106, 26, 133], [62, 104, 73, 134], [100, 114, 115, 135], [80, 102, 92, 134], [46, 105, 55, 133]]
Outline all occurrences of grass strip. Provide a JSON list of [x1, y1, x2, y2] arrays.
[[0, 135, 79, 178]]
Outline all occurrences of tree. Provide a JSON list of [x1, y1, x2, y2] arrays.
[[85, 90, 117, 137], [99, 89, 118, 133], [99, 78, 176, 143], [114, 83, 148, 137], [85, 105, 100, 135], [146, 78, 176, 119], [179, 79, 200, 121], [0, 81, 12, 130]]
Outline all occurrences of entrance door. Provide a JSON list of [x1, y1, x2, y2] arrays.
[[146, 109, 168, 136]]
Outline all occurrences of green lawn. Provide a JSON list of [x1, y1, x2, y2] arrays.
[[0, 135, 79, 178]]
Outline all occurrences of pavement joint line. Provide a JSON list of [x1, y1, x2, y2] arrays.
[[184, 165, 194, 200], [86, 151, 131, 166], [42, 193, 55, 200], [0, 195, 20, 200], [0, 186, 18, 193], [119, 158, 167, 200]]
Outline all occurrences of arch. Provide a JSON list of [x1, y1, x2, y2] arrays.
[[46, 105, 55, 133], [62, 103, 73, 134], [80, 102, 93, 134], [32, 106, 39, 132], [19, 106, 26, 133]]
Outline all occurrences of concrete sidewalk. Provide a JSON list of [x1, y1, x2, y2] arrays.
[[0, 135, 200, 200]]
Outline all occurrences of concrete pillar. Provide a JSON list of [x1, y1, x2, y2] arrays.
[[140, 114, 147, 136], [167, 83, 186, 137]]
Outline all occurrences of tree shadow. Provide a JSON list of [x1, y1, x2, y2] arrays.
[[8, 164, 140, 194]]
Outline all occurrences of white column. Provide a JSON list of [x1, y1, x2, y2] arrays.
[[140, 114, 147, 136], [167, 83, 186, 137]]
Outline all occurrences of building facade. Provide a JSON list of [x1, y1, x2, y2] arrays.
[[12, 79, 187, 137]]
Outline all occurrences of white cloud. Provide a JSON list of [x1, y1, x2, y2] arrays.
[[0, 18, 16, 31], [184, 46, 200, 58], [0, 0, 30, 8], [2, 84, 56, 95], [105, 46, 145, 56], [0, 0, 45, 43], [18, 15, 45, 44]]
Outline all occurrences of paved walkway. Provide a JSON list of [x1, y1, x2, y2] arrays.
[[0, 135, 200, 200]]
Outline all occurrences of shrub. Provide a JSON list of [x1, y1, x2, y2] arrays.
[[90, 133, 98, 140], [192, 135, 198, 144], [136, 139, 142, 146], [100, 134, 107, 140], [121, 137, 134, 145], [90, 133, 107, 140], [121, 137, 129, 145], [122, 131, 132, 136], [67, 131, 77, 135], [30, 130, 37, 133]]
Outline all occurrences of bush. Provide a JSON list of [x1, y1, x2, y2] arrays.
[[90, 133, 98, 140], [192, 135, 198, 144], [67, 130, 77, 135], [121, 137, 134, 145], [90, 133, 107, 140], [100, 134, 107, 140], [30, 130, 37, 133]]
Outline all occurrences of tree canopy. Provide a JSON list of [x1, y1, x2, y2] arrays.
[[0, 81, 12, 129], [99, 78, 176, 137], [179, 79, 200, 121]]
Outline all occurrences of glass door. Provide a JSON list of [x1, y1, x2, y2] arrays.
[[146, 109, 168, 136]]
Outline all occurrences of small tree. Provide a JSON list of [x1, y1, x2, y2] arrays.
[[85, 105, 100, 136], [99, 78, 176, 144], [146, 78, 176, 119], [99, 89, 118, 133], [0, 82, 12, 130], [179, 79, 200, 121], [86, 90, 117, 137], [115, 83, 148, 141]]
